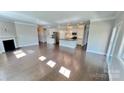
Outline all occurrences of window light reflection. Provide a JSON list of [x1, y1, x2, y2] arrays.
[[46, 60, 56, 68], [59, 66, 71, 78], [13, 50, 26, 59], [39, 56, 47, 61]]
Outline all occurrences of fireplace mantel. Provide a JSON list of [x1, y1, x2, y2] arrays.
[[0, 36, 16, 39]]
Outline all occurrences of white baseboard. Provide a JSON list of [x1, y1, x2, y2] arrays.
[[18, 43, 38, 47], [86, 49, 106, 55]]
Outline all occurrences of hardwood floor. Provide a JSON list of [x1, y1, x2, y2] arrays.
[[0, 44, 109, 81]]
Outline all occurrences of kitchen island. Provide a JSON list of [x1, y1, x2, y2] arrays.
[[59, 39, 77, 48]]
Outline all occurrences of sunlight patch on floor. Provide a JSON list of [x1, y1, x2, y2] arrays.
[[59, 66, 71, 78], [13, 50, 23, 55], [13, 50, 26, 59], [46, 60, 56, 68], [39, 56, 46, 61]]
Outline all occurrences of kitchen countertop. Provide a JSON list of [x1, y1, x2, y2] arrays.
[[59, 39, 77, 41]]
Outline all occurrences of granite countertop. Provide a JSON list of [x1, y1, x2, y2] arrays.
[[59, 39, 77, 41]]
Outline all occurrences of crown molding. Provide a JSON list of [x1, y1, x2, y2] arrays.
[[90, 17, 115, 23], [14, 21, 37, 26]]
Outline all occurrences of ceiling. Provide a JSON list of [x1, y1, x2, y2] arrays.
[[0, 11, 119, 27]]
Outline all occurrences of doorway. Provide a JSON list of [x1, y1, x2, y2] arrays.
[[37, 25, 47, 44], [82, 23, 90, 51], [53, 32, 60, 45]]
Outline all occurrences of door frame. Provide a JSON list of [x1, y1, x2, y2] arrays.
[[107, 22, 122, 57]]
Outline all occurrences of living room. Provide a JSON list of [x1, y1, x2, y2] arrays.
[[0, 11, 123, 81]]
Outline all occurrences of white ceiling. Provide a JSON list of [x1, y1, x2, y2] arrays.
[[0, 11, 119, 26]]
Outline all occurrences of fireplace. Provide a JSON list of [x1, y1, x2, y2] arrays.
[[3, 39, 15, 52]]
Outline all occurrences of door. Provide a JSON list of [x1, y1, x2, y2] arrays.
[[54, 32, 59, 45]]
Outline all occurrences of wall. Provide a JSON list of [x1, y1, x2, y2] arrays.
[[87, 20, 114, 55], [15, 22, 38, 47], [0, 21, 16, 37]]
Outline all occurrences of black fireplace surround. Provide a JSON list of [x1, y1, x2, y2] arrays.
[[3, 39, 15, 52]]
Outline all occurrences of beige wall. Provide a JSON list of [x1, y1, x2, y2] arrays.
[[87, 20, 114, 55]]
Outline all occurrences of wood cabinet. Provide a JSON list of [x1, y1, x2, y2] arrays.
[[77, 24, 85, 46]]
